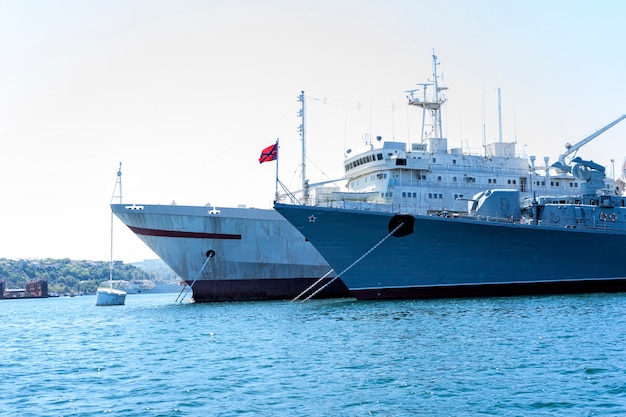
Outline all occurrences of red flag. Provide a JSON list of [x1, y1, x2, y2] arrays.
[[258, 143, 278, 164]]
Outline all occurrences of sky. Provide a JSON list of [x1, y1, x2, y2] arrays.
[[1, 0, 626, 263]]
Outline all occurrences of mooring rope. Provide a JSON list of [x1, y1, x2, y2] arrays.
[[175, 253, 214, 303], [291, 268, 335, 302], [301, 221, 404, 303]]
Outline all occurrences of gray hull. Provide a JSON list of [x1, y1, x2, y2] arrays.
[[111, 204, 350, 302], [274, 203, 626, 300]]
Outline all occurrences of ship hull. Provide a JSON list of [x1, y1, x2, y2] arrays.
[[111, 204, 350, 302], [274, 203, 626, 300], [184, 276, 347, 302]]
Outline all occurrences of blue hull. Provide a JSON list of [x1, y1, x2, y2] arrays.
[[274, 203, 626, 300]]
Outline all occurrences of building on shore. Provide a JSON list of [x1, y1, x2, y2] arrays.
[[1, 279, 48, 299]]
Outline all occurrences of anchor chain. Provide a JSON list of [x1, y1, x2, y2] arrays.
[[291, 268, 335, 302], [175, 251, 215, 303], [300, 221, 405, 302]]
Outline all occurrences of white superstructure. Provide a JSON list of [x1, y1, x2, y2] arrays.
[[295, 54, 624, 215]]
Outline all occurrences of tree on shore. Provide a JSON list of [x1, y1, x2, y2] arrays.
[[0, 258, 156, 295]]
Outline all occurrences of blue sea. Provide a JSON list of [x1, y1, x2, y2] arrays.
[[2, 293, 626, 416]]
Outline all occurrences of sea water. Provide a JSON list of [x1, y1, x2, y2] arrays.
[[1, 292, 625, 416]]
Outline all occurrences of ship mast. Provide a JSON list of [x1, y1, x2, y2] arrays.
[[407, 52, 447, 141], [432, 53, 445, 139], [297, 90, 308, 204], [498, 88, 503, 143]]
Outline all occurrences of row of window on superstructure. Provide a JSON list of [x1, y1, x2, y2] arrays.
[[353, 170, 579, 189], [358, 173, 388, 185], [533, 180, 578, 187], [399, 192, 465, 200], [398, 192, 443, 199], [431, 177, 579, 188], [345, 153, 384, 171]]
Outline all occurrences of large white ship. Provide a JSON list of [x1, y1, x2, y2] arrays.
[[112, 55, 625, 302], [111, 203, 349, 302]]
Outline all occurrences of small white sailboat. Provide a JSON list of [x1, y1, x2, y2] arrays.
[[95, 283, 126, 306], [96, 163, 127, 306]]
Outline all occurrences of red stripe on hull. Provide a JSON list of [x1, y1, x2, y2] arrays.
[[128, 226, 241, 240]]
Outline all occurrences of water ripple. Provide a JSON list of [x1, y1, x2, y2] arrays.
[[1, 293, 626, 416]]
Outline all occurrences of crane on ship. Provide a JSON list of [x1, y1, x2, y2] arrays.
[[552, 114, 626, 172]]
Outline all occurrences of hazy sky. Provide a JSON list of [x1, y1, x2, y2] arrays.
[[2, 0, 626, 263]]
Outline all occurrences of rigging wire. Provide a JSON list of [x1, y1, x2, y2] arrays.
[[300, 220, 406, 302]]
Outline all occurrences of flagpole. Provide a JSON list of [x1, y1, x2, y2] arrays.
[[274, 138, 279, 202]]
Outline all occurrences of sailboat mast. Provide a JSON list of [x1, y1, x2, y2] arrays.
[[112, 162, 123, 204], [110, 162, 123, 286], [109, 212, 114, 286]]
